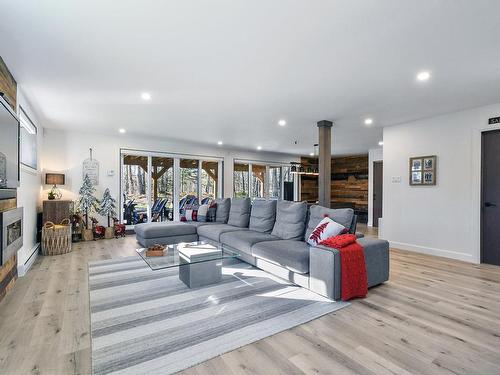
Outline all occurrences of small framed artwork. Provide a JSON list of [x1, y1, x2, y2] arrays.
[[411, 171, 422, 184], [423, 156, 435, 170], [411, 158, 422, 171], [423, 171, 435, 184], [410, 155, 436, 186]]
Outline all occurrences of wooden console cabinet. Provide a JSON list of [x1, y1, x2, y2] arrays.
[[42, 200, 72, 225]]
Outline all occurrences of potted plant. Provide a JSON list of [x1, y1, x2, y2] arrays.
[[99, 188, 117, 239], [77, 174, 100, 241]]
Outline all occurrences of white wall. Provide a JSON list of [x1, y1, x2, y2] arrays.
[[42, 129, 299, 224], [381, 102, 500, 263], [16, 90, 44, 272], [367, 147, 383, 227]]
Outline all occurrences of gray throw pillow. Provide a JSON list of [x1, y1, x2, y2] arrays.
[[305, 205, 354, 239], [271, 201, 307, 240], [249, 200, 277, 233], [227, 198, 251, 228], [215, 198, 231, 224]]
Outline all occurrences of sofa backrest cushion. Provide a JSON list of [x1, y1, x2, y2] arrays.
[[271, 200, 308, 240], [215, 198, 231, 223], [305, 205, 354, 240], [227, 198, 251, 227], [249, 200, 277, 233]]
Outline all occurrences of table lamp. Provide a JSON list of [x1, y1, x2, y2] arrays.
[[45, 173, 65, 200]]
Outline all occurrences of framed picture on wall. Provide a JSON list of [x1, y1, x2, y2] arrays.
[[410, 155, 436, 186]]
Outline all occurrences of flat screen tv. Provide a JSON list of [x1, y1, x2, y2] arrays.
[[0, 96, 20, 189]]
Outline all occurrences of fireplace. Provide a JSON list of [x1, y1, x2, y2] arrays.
[[0, 207, 23, 265]]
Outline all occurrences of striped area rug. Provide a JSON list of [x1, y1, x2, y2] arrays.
[[89, 256, 348, 375]]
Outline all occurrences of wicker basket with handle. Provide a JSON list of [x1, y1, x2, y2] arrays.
[[42, 220, 72, 255]]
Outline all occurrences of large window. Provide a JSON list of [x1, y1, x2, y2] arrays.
[[201, 161, 218, 201], [268, 166, 282, 199], [234, 161, 293, 200], [179, 158, 198, 200], [251, 164, 266, 199], [121, 151, 222, 225], [122, 155, 149, 225], [233, 163, 249, 197], [19, 107, 37, 170], [151, 156, 173, 222]]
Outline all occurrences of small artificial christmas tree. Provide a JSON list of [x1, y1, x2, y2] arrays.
[[99, 188, 117, 227], [78, 174, 100, 229]]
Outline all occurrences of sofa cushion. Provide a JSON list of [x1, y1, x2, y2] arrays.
[[227, 198, 251, 227], [249, 200, 277, 233], [271, 200, 307, 240], [305, 205, 354, 240], [220, 230, 280, 255], [251, 240, 310, 274], [197, 223, 247, 242], [215, 198, 231, 224], [134, 222, 196, 239]]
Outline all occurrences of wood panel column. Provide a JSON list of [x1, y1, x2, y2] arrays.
[[317, 120, 333, 208]]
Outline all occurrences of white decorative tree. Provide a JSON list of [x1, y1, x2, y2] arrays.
[[99, 188, 116, 227], [78, 174, 99, 229]]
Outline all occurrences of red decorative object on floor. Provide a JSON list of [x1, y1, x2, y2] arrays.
[[114, 223, 126, 238], [320, 234, 368, 301]]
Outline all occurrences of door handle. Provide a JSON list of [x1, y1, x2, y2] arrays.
[[484, 202, 497, 208]]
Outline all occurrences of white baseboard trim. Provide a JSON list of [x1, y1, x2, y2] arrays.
[[389, 241, 476, 263], [18, 244, 40, 277]]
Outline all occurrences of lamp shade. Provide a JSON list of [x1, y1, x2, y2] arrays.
[[45, 173, 65, 185]]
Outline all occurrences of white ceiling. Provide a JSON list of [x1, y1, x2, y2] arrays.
[[1, 0, 500, 156]]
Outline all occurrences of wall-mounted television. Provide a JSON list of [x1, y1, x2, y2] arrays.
[[0, 95, 20, 189]]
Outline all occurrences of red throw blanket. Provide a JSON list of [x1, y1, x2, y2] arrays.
[[320, 234, 367, 301]]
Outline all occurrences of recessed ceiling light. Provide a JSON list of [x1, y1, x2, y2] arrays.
[[278, 119, 287, 126], [416, 71, 431, 81], [309, 152, 314, 156], [364, 118, 373, 125], [378, 141, 384, 146], [119, 128, 126, 134], [257, 146, 262, 150], [217, 141, 223, 145], [141, 92, 152, 100]]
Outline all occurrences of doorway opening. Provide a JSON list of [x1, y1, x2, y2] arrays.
[[481, 129, 500, 266], [372, 161, 383, 228]]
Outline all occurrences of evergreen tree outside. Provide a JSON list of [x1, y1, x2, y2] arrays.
[[78, 174, 100, 228], [99, 188, 117, 227]]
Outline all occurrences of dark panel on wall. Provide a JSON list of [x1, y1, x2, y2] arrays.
[[0, 56, 17, 110], [300, 155, 369, 222]]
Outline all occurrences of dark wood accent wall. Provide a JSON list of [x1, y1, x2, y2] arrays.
[[0, 56, 17, 110], [300, 155, 369, 221], [0, 56, 17, 303]]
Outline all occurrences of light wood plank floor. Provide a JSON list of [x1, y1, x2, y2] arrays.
[[1, 227, 499, 375]]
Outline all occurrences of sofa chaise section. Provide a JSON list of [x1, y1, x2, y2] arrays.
[[135, 222, 198, 247], [309, 236, 390, 300]]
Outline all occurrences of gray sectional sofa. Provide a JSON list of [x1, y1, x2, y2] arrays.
[[135, 197, 389, 300]]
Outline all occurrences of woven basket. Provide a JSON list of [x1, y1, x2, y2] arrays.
[[42, 221, 72, 255]]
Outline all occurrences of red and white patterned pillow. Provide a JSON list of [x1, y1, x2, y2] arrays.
[[307, 216, 346, 246], [180, 204, 198, 222]]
